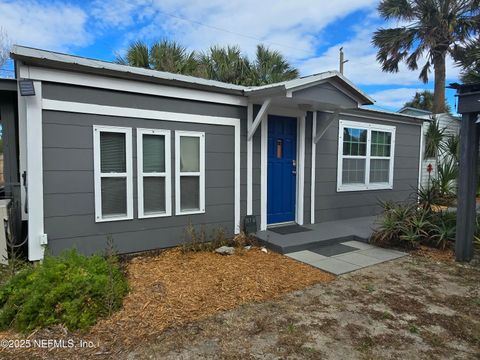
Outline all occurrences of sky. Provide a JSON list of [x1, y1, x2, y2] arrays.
[[0, 0, 462, 113]]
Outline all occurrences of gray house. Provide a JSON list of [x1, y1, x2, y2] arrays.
[[9, 45, 423, 261]]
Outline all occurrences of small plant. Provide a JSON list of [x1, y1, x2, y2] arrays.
[[0, 249, 128, 332], [182, 220, 209, 253], [424, 119, 445, 159], [434, 158, 458, 202]]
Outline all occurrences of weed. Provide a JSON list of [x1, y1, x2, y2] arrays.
[[408, 324, 420, 334]]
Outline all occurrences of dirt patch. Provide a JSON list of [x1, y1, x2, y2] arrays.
[[412, 245, 455, 263], [0, 247, 333, 359]]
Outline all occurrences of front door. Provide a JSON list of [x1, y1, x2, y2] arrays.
[[267, 115, 297, 224]]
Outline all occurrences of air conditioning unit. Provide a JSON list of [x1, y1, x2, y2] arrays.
[[0, 199, 10, 265]]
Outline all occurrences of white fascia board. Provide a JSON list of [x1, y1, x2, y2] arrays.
[[21, 66, 247, 107]]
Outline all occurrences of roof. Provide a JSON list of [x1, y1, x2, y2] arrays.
[[355, 106, 425, 123], [0, 78, 17, 92], [11, 45, 245, 95], [10, 45, 373, 105], [397, 106, 432, 115], [244, 71, 374, 105]]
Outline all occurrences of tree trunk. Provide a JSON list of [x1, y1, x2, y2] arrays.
[[432, 52, 447, 114]]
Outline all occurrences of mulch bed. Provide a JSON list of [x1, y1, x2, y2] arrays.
[[0, 247, 333, 359], [411, 245, 455, 262]]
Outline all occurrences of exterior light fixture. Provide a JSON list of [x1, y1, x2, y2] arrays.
[[19, 79, 35, 96]]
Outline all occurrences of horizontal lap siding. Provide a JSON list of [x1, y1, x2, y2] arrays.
[[42, 83, 248, 255], [312, 113, 421, 223]]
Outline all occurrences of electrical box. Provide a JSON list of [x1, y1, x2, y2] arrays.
[[0, 199, 10, 265]]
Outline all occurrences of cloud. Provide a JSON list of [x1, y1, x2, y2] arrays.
[[368, 87, 425, 110], [298, 20, 462, 86], [0, 0, 90, 51], [96, 0, 378, 60]]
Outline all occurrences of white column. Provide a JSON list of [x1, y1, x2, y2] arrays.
[[247, 103, 253, 215], [25, 81, 47, 261], [296, 114, 306, 225], [310, 111, 317, 224], [260, 116, 268, 230]]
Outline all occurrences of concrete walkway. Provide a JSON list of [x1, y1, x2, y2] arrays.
[[286, 240, 406, 275]]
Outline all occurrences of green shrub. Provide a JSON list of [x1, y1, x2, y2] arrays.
[[372, 201, 456, 250], [0, 250, 128, 333]]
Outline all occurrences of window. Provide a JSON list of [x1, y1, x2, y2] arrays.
[[175, 131, 205, 215], [337, 120, 395, 191], [137, 128, 171, 218], [93, 126, 133, 221]]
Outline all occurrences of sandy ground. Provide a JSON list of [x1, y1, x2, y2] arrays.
[[127, 254, 480, 360]]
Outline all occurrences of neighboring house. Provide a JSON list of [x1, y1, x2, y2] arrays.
[[398, 107, 460, 188], [9, 45, 424, 261]]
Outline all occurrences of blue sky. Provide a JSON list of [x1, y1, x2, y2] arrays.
[[0, 0, 461, 112]]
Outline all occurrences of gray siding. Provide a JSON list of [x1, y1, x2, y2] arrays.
[[42, 83, 247, 255], [40, 82, 420, 255], [311, 112, 421, 223]]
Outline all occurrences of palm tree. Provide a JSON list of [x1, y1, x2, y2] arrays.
[[251, 45, 299, 85], [453, 37, 480, 83], [150, 40, 198, 74], [116, 39, 198, 75], [372, 0, 480, 114], [403, 90, 451, 113], [116, 41, 300, 86], [197, 46, 252, 85], [116, 40, 151, 68]]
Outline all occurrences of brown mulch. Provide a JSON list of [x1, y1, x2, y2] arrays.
[[411, 245, 455, 262], [0, 247, 334, 359]]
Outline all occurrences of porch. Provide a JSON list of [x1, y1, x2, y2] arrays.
[[255, 215, 377, 254], [255, 215, 407, 275]]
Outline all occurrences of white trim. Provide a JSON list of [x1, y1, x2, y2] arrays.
[[247, 103, 253, 215], [43, 99, 239, 126], [310, 111, 317, 224], [137, 128, 172, 218], [16, 71, 28, 221], [296, 114, 306, 225], [260, 116, 268, 231], [248, 98, 271, 140], [418, 121, 426, 190], [26, 81, 46, 261], [93, 125, 134, 222], [22, 66, 247, 107], [337, 120, 396, 192], [43, 99, 241, 234], [175, 131, 206, 216]]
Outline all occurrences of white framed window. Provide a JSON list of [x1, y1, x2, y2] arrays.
[[93, 125, 133, 222], [175, 131, 205, 215], [137, 128, 172, 218], [337, 120, 396, 192]]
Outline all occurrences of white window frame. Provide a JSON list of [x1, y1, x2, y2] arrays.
[[93, 125, 133, 222], [337, 120, 396, 192], [175, 131, 205, 215], [137, 128, 172, 218]]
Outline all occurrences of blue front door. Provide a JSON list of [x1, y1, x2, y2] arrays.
[[267, 115, 297, 224]]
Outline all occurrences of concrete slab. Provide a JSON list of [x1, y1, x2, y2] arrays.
[[310, 257, 361, 275], [333, 252, 382, 267], [358, 248, 406, 261], [311, 243, 358, 256], [286, 250, 327, 263], [341, 240, 375, 250]]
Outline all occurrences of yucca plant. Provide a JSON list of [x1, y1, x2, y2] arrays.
[[424, 119, 445, 159], [434, 158, 458, 199]]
